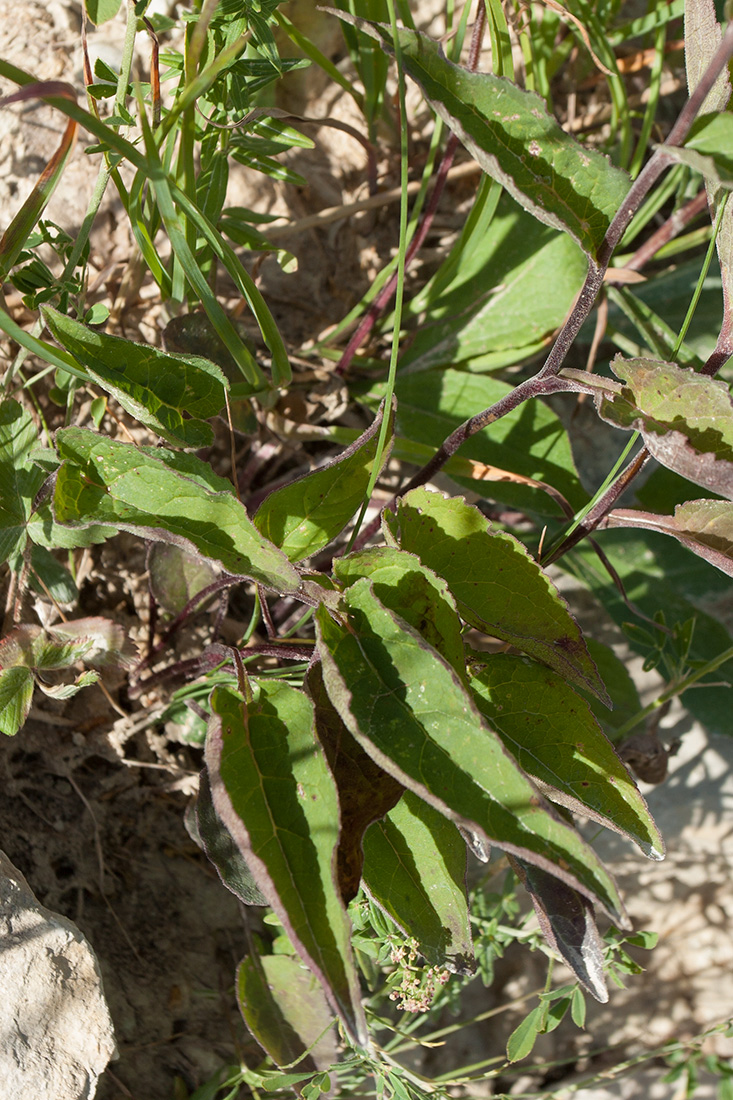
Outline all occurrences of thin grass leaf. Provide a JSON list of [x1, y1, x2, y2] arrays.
[[0, 82, 78, 276]]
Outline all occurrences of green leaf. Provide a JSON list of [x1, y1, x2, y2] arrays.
[[85, 0, 122, 24], [333, 546, 466, 679], [206, 681, 367, 1047], [386, 489, 608, 703], [0, 399, 46, 565], [149, 543, 219, 615], [571, 986, 587, 1028], [563, 530, 733, 738], [42, 306, 227, 449], [316, 580, 628, 926], [0, 667, 34, 737], [362, 790, 475, 974], [399, 192, 587, 373], [369, 369, 584, 516], [254, 400, 393, 562], [582, 637, 643, 738], [0, 619, 128, 671], [604, 499, 733, 578], [306, 662, 404, 905], [591, 356, 733, 500], [28, 544, 77, 605], [237, 952, 336, 1072], [506, 1004, 543, 1062], [187, 768, 268, 906], [336, 17, 629, 260], [53, 428, 301, 593], [468, 652, 663, 860]]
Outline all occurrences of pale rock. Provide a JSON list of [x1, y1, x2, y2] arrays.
[[0, 851, 117, 1100]]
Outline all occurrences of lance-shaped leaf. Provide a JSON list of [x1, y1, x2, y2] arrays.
[[54, 428, 301, 593], [334, 16, 629, 260], [467, 652, 663, 861], [206, 681, 367, 1047], [385, 488, 608, 703], [316, 580, 628, 926], [254, 399, 394, 562], [593, 356, 733, 500], [0, 84, 77, 277], [185, 768, 268, 906], [362, 790, 475, 974], [237, 951, 337, 1072], [602, 499, 733, 578], [306, 662, 403, 904], [333, 546, 466, 679], [509, 857, 608, 1003], [43, 306, 227, 450]]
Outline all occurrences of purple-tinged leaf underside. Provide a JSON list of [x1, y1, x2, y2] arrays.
[[592, 357, 733, 500], [385, 488, 609, 704], [206, 680, 367, 1047], [306, 661, 404, 904], [603, 499, 733, 577], [316, 580, 629, 927], [510, 857, 608, 1003]]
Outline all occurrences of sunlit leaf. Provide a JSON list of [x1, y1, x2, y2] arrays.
[[43, 306, 227, 449], [385, 489, 608, 702], [333, 545, 466, 679], [254, 400, 393, 562], [237, 951, 337, 1071], [603, 499, 733, 577], [591, 356, 733, 500], [54, 428, 301, 593], [316, 580, 628, 925], [362, 791, 475, 974], [0, 667, 34, 737], [334, 16, 629, 259], [468, 651, 664, 860], [206, 681, 367, 1046]]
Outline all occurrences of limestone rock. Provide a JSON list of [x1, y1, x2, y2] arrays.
[[0, 850, 117, 1100]]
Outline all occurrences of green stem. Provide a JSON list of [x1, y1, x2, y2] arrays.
[[612, 644, 733, 741]]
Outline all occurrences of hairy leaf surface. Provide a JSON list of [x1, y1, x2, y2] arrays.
[[603, 499, 733, 577], [593, 357, 733, 499]]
